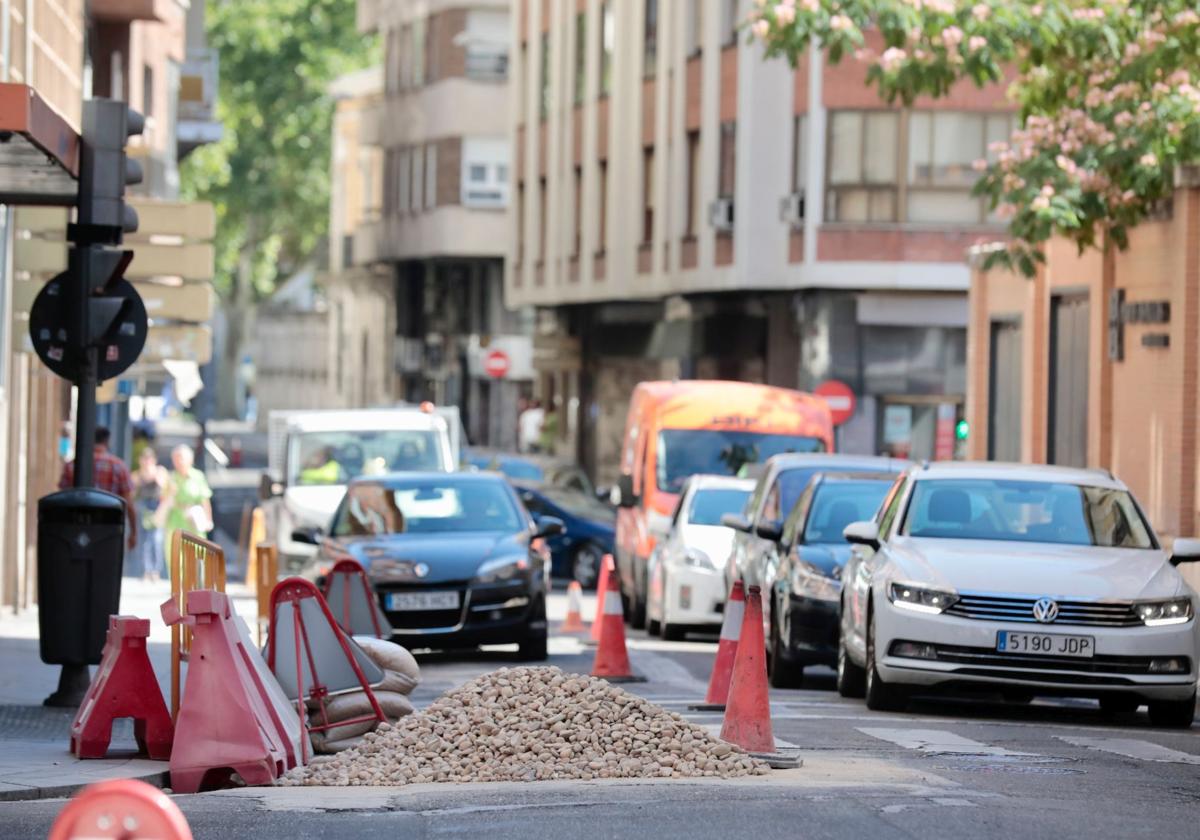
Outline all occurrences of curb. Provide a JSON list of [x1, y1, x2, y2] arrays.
[[0, 769, 170, 802]]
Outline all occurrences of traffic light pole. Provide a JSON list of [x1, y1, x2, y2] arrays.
[[72, 258, 98, 490]]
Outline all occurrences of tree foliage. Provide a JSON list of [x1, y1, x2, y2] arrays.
[[180, 0, 375, 299], [750, 0, 1200, 275]]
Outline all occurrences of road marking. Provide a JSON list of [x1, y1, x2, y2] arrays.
[[858, 728, 1040, 757], [1055, 736, 1200, 765], [881, 797, 978, 814]]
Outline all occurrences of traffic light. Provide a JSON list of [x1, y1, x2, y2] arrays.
[[955, 419, 970, 441], [76, 99, 145, 242]]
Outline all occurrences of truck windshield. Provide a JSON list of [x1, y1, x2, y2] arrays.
[[656, 430, 824, 494], [291, 430, 446, 485]]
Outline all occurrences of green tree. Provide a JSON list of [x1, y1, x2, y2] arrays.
[[181, 0, 374, 412], [750, 0, 1200, 276]]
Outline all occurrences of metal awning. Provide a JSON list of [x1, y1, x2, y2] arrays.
[[0, 83, 79, 206]]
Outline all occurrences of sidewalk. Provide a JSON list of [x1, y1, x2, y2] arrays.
[[0, 577, 260, 800]]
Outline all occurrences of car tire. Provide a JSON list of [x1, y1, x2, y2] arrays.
[[572, 543, 603, 589], [836, 633, 866, 699], [630, 564, 648, 630], [864, 611, 908, 713], [1147, 692, 1196, 729], [767, 603, 804, 689], [1099, 696, 1140, 716], [517, 632, 548, 662], [662, 621, 685, 642]]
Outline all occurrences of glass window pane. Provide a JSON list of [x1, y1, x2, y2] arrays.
[[863, 112, 898, 183], [931, 113, 984, 186], [469, 164, 487, 183], [832, 189, 869, 222], [829, 113, 863, 185], [907, 190, 981, 224], [907, 112, 932, 184], [869, 190, 897, 222]]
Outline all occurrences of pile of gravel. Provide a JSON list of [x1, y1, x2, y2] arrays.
[[280, 666, 770, 786]]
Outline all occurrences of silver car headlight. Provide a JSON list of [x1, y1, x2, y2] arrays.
[[475, 556, 529, 584], [684, 548, 715, 570], [1135, 598, 1193, 626], [790, 562, 841, 601], [889, 582, 959, 615]]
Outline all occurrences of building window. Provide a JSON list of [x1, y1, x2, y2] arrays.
[[518, 42, 528, 117], [907, 111, 1014, 224], [573, 165, 583, 256], [597, 160, 608, 252], [642, 147, 655, 243], [461, 137, 510, 208], [410, 147, 424, 211], [721, 0, 739, 46], [685, 131, 701, 236], [826, 110, 899, 223], [397, 148, 411, 213], [424, 143, 438, 209], [538, 177, 548, 263], [792, 115, 807, 193], [600, 2, 614, 96], [644, 0, 658, 78], [718, 122, 736, 199], [411, 16, 427, 87], [685, 0, 704, 56], [574, 13, 587, 105], [540, 32, 550, 120], [399, 24, 413, 89], [465, 10, 509, 81], [142, 65, 154, 119], [516, 182, 525, 264]]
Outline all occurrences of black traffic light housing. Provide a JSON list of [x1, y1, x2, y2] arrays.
[[74, 99, 145, 243]]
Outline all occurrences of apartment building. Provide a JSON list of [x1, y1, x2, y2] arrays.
[[340, 0, 532, 448], [510, 0, 1011, 480]]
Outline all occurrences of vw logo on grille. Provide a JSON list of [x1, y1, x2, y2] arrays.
[[413, 563, 430, 578], [1032, 597, 1060, 624]]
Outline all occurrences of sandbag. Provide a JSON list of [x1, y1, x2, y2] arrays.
[[375, 668, 419, 696], [323, 689, 414, 724], [311, 732, 366, 755], [353, 636, 420, 684], [309, 716, 376, 744]]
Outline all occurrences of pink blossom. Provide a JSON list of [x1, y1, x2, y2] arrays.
[[941, 26, 965, 48], [972, 3, 991, 21], [752, 19, 770, 38], [972, 158, 988, 172], [1031, 195, 1051, 211], [775, 2, 796, 25], [1031, 5, 1043, 17], [879, 47, 908, 72], [1040, 184, 1055, 198], [1140, 153, 1158, 167], [1055, 155, 1077, 174], [829, 14, 853, 32], [995, 203, 1017, 220], [968, 36, 988, 51], [800, 0, 819, 11]]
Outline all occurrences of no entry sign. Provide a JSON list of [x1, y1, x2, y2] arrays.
[[483, 349, 510, 379], [814, 380, 856, 426]]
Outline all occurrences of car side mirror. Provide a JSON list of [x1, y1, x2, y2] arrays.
[[534, 515, 566, 539], [721, 513, 752, 534], [614, 475, 639, 508], [595, 485, 613, 503], [843, 520, 880, 550], [1170, 537, 1200, 566], [291, 527, 323, 546], [259, 473, 284, 501], [755, 518, 784, 543]]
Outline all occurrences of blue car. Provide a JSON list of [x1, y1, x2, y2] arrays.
[[513, 482, 615, 589]]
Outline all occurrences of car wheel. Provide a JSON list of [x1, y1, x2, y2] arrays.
[[662, 620, 685, 642], [767, 607, 804, 689], [517, 632, 548, 662], [1147, 691, 1196, 728], [864, 610, 907, 713], [630, 564, 648, 630], [1099, 696, 1140, 716], [572, 543, 603, 589], [836, 632, 866, 699]]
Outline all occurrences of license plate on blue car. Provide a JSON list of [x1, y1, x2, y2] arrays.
[[386, 591, 460, 611]]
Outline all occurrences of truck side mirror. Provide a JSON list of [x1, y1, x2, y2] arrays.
[[614, 474, 639, 508], [259, 473, 284, 501]]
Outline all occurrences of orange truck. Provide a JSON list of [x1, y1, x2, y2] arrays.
[[612, 380, 834, 627]]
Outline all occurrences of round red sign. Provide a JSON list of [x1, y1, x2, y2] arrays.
[[814, 380, 857, 426], [483, 349, 510, 379]]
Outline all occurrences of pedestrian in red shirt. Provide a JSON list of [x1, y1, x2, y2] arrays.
[[59, 426, 138, 549]]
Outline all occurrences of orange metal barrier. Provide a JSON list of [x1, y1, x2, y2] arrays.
[[254, 542, 279, 646], [169, 530, 227, 718], [244, 506, 266, 585]]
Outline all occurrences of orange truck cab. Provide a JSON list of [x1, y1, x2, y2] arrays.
[[612, 380, 834, 628]]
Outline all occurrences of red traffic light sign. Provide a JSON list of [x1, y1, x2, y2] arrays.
[[814, 380, 856, 426], [483, 349, 510, 379]]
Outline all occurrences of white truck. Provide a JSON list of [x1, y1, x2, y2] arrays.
[[260, 406, 458, 568]]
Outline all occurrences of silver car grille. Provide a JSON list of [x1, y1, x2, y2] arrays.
[[945, 593, 1142, 627]]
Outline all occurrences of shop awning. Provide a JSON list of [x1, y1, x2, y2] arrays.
[[0, 84, 79, 206]]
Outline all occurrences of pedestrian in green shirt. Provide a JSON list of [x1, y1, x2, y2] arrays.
[[157, 444, 214, 579]]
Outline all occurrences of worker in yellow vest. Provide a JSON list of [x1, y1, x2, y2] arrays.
[[299, 446, 341, 485]]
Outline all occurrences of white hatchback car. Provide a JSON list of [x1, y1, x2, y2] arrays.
[[647, 475, 755, 640], [839, 462, 1200, 728]]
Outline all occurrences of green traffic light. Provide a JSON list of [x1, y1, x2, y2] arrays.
[[955, 419, 969, 441]]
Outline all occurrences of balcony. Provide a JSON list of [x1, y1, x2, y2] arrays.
[[88, 0, 183, 22], [177, 48, 222, 157]]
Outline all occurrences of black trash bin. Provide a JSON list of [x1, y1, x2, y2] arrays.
[[38, 489, 127, 666]]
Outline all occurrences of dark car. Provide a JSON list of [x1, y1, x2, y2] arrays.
[[294, 472, 562, 660], [466, 449, 609, 500], [514, 483, 615, 588], [762, 472, 899, 688]]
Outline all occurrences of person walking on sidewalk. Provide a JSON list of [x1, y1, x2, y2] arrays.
[[59, 426, 137, 551], [157, 444, 214, 578], [132, 447, 168, 581]]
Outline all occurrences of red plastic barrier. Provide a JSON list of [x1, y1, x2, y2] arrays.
[[48, 779, 192, 840], [322, 558, 393, 638], [69, 616, 173, 760], [162, 590, 298, 793]]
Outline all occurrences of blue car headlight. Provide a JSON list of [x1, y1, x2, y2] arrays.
[[475, 556, 530, 584]]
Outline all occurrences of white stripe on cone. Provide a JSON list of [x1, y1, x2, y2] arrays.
[[720, 599, 744, 641], [567, 585, 582, 613], [604, 591, 623, 615]]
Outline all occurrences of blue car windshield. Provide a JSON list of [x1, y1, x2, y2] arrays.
[[333, 481, 521, 536], [803, 480, 893, 543], [688, 488, 752, 526], [902, 479, 1156, 548]]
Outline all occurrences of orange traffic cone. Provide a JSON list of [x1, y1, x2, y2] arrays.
[[49, 779, 193, 840], [589, 554, 615, 643], [719, 584, 775, 754], [559, 580, 588, 633], [591, 563, 645, 683], [689, 580, 745, 711]]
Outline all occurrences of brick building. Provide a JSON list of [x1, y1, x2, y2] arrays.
[[509, 0, 1013, 482], [966, 172, 1200, 590]]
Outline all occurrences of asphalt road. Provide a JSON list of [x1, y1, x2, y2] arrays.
[[5, 591, 1199, 840]]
